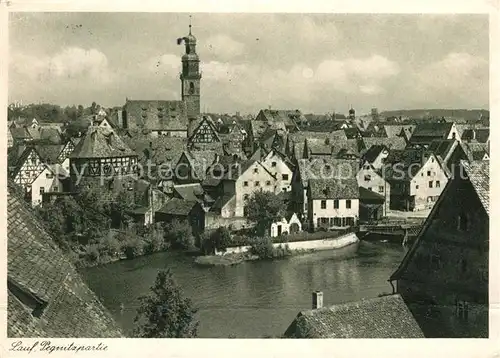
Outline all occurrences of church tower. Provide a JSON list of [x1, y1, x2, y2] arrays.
[[178, 21, 201, 123]]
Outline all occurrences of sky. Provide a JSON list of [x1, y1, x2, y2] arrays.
[[8, 13, 489, 115]]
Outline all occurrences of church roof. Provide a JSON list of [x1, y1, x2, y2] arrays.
[[124, 100, 188, 132]]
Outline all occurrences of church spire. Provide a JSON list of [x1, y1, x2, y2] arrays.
[[189, 15, 192, 35]]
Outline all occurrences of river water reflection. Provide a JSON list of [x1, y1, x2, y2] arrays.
[[81, 241, 406, 338]]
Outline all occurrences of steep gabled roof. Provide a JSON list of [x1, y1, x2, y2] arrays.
[[284, 294, 424, 338], [462, 160, 489, 215], [360, 137, 407, 153], [390, 160, 489, 282], [362, 145, 388, 163], [7, 184, 122, 337], [71, 126, 137, 159]]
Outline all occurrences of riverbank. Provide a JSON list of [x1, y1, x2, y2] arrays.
[[195, 233, 360, 266]]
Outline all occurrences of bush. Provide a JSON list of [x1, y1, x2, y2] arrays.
[[98, 236, 122, 258], [122, 237, 144, 259], [250, 236, 275, 259], [86, 244, 100, 262], [144, 232, 167, 254], [250, 237, 292, 260], [164, 220, 195, 250], [213, 227, 232, 252], [199, 231, 215, 255]]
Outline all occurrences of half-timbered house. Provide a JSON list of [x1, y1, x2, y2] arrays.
[[188, 116, 220, 146], [69, 126, 138, 188]]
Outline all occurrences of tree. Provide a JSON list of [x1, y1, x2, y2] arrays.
[[245, 190, 285, 236], [133, 269, 198, 338], [212, 227, 232, 252], [164, 219, 195, 250]]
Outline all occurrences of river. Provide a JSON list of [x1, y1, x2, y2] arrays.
[[81, 240, 406, 338]]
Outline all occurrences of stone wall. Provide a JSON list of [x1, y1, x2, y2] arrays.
[[217, 232, 359, 256]]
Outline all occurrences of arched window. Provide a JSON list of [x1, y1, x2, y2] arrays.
[[189, 82, 195, 94]]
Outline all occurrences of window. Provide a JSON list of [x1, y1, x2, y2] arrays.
[[421, 172, 423, 177], [427, 171, 431, 176], [333, 217, 342, 226], [282, 174, 289, 181], [53, 186, 58, 192], [321, 200, 327, 209], [345, 217, 355, 226], [334, 200, 339, 209], [46, 172, 53, 179], [458, 213, 468, 231], [266, 181, 271, 186], [244, 194, 249, 200], [39, 187, 45, 195], [364, 175, 371, 181], [456, 301, 469, 321], [189, 82, 195, 94], [416, 184, 419, 189], [243, 181, 249, 187], [431, 157, 434, 163], [255, 181, 260, 187], [379, 186, 384, 193], [436, 181, 440, 188], [254, 168, 258, 174], [271, 161, 277, 167], [346, 200, 351, 209], [429, 181, 433, 188]]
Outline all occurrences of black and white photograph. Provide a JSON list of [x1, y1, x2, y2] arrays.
[[5, 10, 491, 342]]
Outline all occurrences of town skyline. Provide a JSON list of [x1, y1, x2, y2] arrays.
[[9, 13, 489, 114]]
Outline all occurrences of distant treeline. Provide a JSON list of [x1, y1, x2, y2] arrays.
[[7, 102, 121, 124], [380, 109, 489, 121]]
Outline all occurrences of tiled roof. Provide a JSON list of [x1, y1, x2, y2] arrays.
[[461, 128, 489, 143], [360, 137, 407, 152], [362, 145, 387, 163], [186, 150, 219, 179], [297, 158, 358, 187], [330, 139, 360, 158], [411, 122, 453, 139], [359, 186, 385, 201], [70, 126, 137, 159], [157, 198, 198, 216], [258, 109, 304, 129], [173, 184, 204, 202], [10, 127, 31, 140], [7, 184, 123, 337], [383, 124, 416, 138], [308, 178, 359, 200], [306, 138, 331, 155], [343, 127, 361, 139], [462, 160, 489, 215], [125, 134, 187, 169], [124, 100, 188, 131], [34, 144, 64, 164], [289, 130, 347, 145], [284, 294, 424, 338], [384, 149, 435, 181]]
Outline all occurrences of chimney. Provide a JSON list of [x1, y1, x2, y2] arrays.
[[312, 291, 323, 309]]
